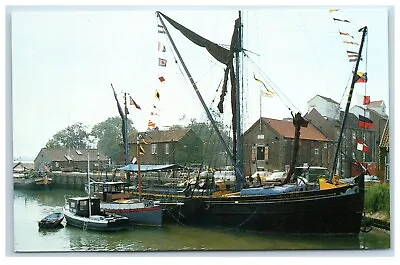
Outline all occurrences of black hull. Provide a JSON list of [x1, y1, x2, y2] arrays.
[[157, 181, 364, 235], [163, 192, 361, 235]]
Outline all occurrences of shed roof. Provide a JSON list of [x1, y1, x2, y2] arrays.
[[128, 128, 194, 143], [261, 117, 331, 142], [308, 94, 340, 105], [37, 148, 108, 162], [367, 100, 385, 108]]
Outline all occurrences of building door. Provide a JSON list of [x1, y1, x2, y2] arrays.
[[257, 146, 265, 161]]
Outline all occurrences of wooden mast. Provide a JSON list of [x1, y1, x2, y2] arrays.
[[156, 11, 245, 188], [330, 26, 368, 179]]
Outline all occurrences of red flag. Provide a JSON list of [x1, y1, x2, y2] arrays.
[[363, 96, 370, 105], [358, 115, 373, 129], [158, 76, 165, 82], [129, 96, 141, 110], [357, 139, 371, 152]]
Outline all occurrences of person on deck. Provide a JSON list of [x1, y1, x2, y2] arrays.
[[256, 173, 262, 186]]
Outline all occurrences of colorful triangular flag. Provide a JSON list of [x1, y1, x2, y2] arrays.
[[154, 89, 160, 100], [129, 96, 142, 110]]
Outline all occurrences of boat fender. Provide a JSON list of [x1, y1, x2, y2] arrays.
[[344, 186, 359, 195]]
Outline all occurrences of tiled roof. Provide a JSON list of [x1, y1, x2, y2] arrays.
[[308, 94, 340, 105], [128, 128, 192, 143], [38, 148, 108, 162], [262, 117, 331, 142], [367, 100, 385, 108]]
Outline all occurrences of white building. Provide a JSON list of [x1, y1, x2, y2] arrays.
[[307, 95, 340, 121], [366, 100, 387, 117]]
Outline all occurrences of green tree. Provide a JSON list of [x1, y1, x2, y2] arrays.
[[169, 118, 232, 168], [46, 122, 91, 149], [91, 116, 136, 164]]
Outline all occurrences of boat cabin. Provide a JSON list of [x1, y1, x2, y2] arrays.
[[292, 166, 330, 184], [67, 197, 102, 217], [90, 181, 132, 202]]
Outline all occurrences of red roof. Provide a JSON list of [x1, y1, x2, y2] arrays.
[[262, 117, 330, 141]]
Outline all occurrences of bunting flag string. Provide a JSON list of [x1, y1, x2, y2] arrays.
[[329, 9, 364, 63]]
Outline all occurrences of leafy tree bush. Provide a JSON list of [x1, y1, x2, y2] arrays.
[[364, 183, 390, 215]]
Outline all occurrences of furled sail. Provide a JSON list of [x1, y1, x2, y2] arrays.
[[158, 12, 239, 115], [111, 83, 127, 158]]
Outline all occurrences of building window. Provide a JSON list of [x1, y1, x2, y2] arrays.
[[352, 131, 356, 140], [55, 162, 59, 168], [151, 144, 158, 155], [314, 148, 319, 155], [165, 143, 170, 155], [256, 146, 265, 161]]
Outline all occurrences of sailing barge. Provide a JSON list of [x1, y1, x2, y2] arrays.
[[118, 11, 368, 235]]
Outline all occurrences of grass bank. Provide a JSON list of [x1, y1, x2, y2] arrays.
[[364, 183, 390, 222]]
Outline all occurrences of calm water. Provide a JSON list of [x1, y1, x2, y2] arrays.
[[11, 188, 391, 253]]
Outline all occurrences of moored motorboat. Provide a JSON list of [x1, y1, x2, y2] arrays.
[[63, 196, 130, 231]]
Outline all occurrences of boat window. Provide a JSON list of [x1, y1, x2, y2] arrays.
[[79, 200, 87, 210]]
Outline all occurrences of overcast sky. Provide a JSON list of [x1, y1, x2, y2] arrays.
[[8, 5, 391, 160]]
